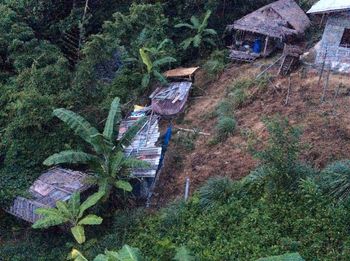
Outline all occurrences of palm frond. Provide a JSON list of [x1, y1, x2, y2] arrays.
[[193, 35, 202, 48], [199, 10, 212, 32], [141, 73, 151, 89], [139, 48, 153, 73], [78, 214, 103, 225], [157, 39, 172, 51], [110, 151, 125, 178], [174, 23, 195, 30], [190, 16, 200, 28], [53, 109, 101, 152], [153, 56, 176, 67], [181, 38, 194, 50], [32, 215, 68, 229], [122, 158, 151, 169], [103, 97, 121, 142], [78, 191, 104, 218], [118, 117, 147, 147], [203, 28, 217, 36], [153, 70, 167, 85], [43, 150, 99, 166], [56, 201, 71, 219], [115, 180, 133, 192], [203, 38, 216, 47], [68, 192, 81, 217]]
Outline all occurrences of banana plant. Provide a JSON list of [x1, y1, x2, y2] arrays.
[[69, 245, 142, 261], [139, 46, 176, 88], [43, 97, 149, 199], [32, 191, 103, 244], [69, 245, 195, 261], [174, 10, 217, 50]]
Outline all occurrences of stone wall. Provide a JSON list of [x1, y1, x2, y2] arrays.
[[316, 13, 350, 73]]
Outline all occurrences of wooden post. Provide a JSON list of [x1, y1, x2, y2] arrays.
[[285, 75, 292, 105], [321, 69, 331, 102], [263, 37, 269, 56], [184, 177, 190, 201]]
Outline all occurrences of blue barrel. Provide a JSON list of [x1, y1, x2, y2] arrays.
[[253, 39, 262, 53]]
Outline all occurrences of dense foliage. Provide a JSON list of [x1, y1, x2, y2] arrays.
[[2, 118, 350, 260], [0, 1, 328, 260]]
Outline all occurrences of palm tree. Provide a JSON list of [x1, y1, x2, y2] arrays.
[[33, 191, 103, 244], [43, 97, 148, 199], [175, 10, 217, 50]]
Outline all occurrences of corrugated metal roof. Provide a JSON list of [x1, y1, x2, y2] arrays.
[[118, 114, 162, 178], [150, 82, 192, 116], [7, 168, 90, 223], [307, 0, 350, 14]]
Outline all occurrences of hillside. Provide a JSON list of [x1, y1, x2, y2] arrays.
[[154, 61, 350, 204], [3, 0, 350, 260]]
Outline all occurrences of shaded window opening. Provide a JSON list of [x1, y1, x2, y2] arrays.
[[340, 28, 350, 48]]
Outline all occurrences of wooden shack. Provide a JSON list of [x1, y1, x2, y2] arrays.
[[7, 168, 90, 223], [227, 0, 310, 62], [308, 0, 350, 73]]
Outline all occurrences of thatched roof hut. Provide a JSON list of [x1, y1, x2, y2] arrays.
[[6, 168, 90, 223], [228, 0, 310, 39]]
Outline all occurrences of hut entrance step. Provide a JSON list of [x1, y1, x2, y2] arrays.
[[279, 55, 296, 76]]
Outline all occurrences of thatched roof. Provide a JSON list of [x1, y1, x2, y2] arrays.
[[308, 0, 350, 14], [7, 168, 90, 223], [228, 0, 310, 39]]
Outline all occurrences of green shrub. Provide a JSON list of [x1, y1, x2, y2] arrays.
[[216, 116, 236, 141], [251, 117, 303, 192], [319, 160, 350, 201], [203, 49, 228, 79], [199, 177, 240, 209], [216, 99, 234, 117], [229, 87, 248, 108]]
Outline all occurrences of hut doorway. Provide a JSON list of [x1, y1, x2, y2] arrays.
[[340, 28, 350, 48]]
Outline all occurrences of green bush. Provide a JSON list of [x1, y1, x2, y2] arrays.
[[199, 177, 240, 209], [319, 160, 350, 201], [203, 49, 229, 79], [216, 116, 236, 141]]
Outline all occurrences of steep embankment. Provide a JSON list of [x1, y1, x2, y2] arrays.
[[154, 61, 350, 205]]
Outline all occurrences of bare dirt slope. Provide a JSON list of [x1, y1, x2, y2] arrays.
[[153, 61, 350, 206]]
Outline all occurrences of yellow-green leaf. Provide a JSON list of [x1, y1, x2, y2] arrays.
[[71, 225, 85, 244]]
